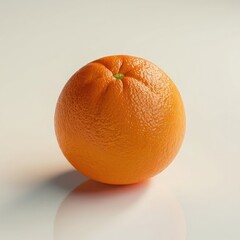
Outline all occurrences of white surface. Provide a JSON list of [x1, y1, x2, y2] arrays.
[[0, 1, 240, 239]]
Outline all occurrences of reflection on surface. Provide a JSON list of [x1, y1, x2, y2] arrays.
[[54, 179, 186, 240]]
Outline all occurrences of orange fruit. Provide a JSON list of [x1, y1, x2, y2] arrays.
[[55, 55, 185, 185]]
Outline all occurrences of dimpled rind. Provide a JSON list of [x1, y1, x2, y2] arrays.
[[55, 55, 186, 185]]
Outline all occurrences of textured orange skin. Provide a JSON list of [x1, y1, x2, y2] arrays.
[[55, 55, 186, 185]]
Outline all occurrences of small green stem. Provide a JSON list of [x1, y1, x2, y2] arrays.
[[113, 73, 124, 79]]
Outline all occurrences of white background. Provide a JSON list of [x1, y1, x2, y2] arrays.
[[0, 0, 240, 239]]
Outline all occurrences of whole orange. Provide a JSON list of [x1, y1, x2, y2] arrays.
[[55, 55, 185, 185]]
